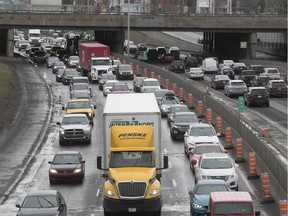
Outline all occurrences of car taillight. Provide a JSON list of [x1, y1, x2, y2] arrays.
[[264, 92, 269, 97]]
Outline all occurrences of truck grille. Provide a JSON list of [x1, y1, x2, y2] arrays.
[[208, 176, 229, 181], [117, 181, 147, 198], [64, 129, 84, 138]]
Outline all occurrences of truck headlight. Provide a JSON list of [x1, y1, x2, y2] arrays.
[[59, 129, 64, 135], [88, 113, 92, 117], [106, 189, 115, 196], [193, 203, 203, 209], [150, 189, 159, 196], [49, 169, 58, 174], [73, 168, 82, 173]]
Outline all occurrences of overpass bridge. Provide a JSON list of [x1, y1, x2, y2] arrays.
[[0, 7, 286, 58]]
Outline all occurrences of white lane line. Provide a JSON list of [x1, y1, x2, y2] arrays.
[[168, 161, 172, 168], [172, 179, 177, 187], [96, 189, 100, 197]]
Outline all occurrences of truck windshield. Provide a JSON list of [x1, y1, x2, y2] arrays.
[[214, 202, 253, 214], [91, 59, 110, 66], [110, 151, 155, 168]]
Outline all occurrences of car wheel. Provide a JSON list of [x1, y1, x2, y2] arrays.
[[59, 140, 65, 146], [247, 100, 251, 107], [49, 178, 55, 185], [227, 92, 231, 97], [104, 209, 112, 216], [171, 133, 175, 140], [266, 102, 270, 107], [154, 209, 161, 216], [87, 138, 91, 145]]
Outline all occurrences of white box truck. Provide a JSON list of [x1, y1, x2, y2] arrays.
[[102, 93, 162, 172]]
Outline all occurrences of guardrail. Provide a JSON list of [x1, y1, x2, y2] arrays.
[[113, 52, 287, 201], [0, 3, 287, 15]]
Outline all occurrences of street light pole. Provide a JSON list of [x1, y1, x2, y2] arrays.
[[127, 0, 130, 57]]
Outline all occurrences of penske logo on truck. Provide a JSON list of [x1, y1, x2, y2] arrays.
[[118, 133, 147, 140], [109, 117, 154, 128]]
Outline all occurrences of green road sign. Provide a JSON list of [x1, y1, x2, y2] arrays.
[[238, 96, 244, 113]]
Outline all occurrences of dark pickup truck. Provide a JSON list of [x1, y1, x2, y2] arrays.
[[239, 70, 257, 87]]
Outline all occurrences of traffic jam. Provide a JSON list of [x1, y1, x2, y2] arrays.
[[0, 30, 286, 216]]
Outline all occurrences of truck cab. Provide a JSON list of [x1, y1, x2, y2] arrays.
[[89, 57, 111, 83], [97, 125, 168, 216]]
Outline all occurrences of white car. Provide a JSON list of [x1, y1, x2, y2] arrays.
[[140, 78, 161, 93], [219, 60, 234, 68], [263, 68, 281, 80], [186, 67, 204, 80], [224, 80, 247, 97], [194, 153, 239, 190], [103, 80, 119, 97], [184, 123, 220, 156]]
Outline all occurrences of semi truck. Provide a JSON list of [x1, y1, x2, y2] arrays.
[[97, 93, 168, 216], [28, 29, 41, 46], [78, 42, 111, 83]]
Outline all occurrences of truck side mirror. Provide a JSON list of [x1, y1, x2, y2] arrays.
[[97, 156, 102, 170], [192, 159, 197, 166], [163, 155, 168, 169], [62, 106, 65, 110], [255, 210, 260, 216]]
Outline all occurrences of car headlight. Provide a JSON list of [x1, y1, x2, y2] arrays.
[[106, 189, 115, 196], [88, 113, 92, 117], [59, 129, 64, 135], [49, 169, 58, 174], [73, 168, 82, 173], [192, 203, 203, 209], [150, 189, 160, 196], [83, 126, 91, 133]]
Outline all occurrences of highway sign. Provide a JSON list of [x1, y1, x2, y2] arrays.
[[238, 96, 244, 113]]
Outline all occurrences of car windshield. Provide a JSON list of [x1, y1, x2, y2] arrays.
[[144, 81, 159, 87], [62, 116, 88, 125], [231, 82, 245, 86], [65, 70, 78, 76], [110, 151, 155, 168], [73, 92, 90, 99], [214, 203, 253, 214], [258, 77, 270, 82], [74, 79, 89, 84], [119, 65, 132, 70], [170, 106, 189, 113], [267, 69, 279, 74], [216, 75, 229, 80], [52, 154, 80, 164], [162, 96, 180, 105], [154, 90, 168, 97], [105, 82, 118, 87], [175, 115, 197, 123], [67, 101, 90, 109], [201, 158, 232, 169], [272, 82, 285, 87], [73, 85, 88, 90], [22, 195, 58, 208], [251, 89, 267, 94], [70, 56, 79, 60], [190, 127, 216, 136], [195, 146, 222, 154], [55, 62, 64, 66], [113, 85, 129, 91], [242, 71, 256, 76], [102, 74, 115, 80], [195, 184, 229, 195]]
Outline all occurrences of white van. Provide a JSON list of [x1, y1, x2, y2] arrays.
[[202, 58, 218, 74]]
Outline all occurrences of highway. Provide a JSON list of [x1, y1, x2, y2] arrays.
[[0, 53, 285, 215]]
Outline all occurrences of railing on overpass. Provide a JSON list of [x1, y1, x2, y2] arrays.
[[0, 3, 287, 16]]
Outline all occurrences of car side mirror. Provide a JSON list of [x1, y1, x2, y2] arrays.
[[81, 160, 86, 164], [56, 122, 60, 126], [188, 150, 194, 155], [224, 150, 228, 154], [188, 190, 194, 196], [93, 104, 96, 109], [62, 106, 65, 110], [255, 210, 261, 216], [16, 204, 21, 208], [192, 159, 197, 165]]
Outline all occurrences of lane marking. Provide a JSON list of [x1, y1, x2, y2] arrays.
[[96, 189, 100, 197], [172, 179, 177, 187]]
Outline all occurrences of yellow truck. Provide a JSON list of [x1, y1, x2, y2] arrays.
[[97, 125, 168, 216]]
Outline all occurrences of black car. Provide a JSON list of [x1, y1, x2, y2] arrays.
[[133, 76, 144, 92], [220, 66, 234, 79], [137, 43, 147, 51], [16, 190, 67, 216], [244, 87, 269, 107], [239, 70, 257, 87], [170, 112, 198, 140], [46, 56, 60, 68], [250, 75, 270, 87], [99, 73, 116, 90], [169, 60, 185, 73], [147, 48, 158, 61], [55, 68, 65, 82], [184, 55, 198, 69], [267, 80, 287, 97], [250, 65, 265, 75], [62, 69, 79, 85], [33, 50, 46, 63], [211, 75, 230, 89], [167, 104, 190, 126], [231, 62, 248, 75]]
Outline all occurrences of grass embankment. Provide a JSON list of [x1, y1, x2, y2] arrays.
[[0, 63, 12, 132]]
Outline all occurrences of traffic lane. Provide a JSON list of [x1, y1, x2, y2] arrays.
[[0, 60, 51, 202]]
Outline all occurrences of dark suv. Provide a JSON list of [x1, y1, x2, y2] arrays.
[[184, 55, 198, 69], [244, 87, 269, 107], [251, 75, 270, 87], [240, 70, 257, 87], [267, 80, 287, 97], [169, 60, 185, 73]]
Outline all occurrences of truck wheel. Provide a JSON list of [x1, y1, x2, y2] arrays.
[[104, 209, 112, 216], [86, 138, 91, 145], [59, 140, 65, 146]]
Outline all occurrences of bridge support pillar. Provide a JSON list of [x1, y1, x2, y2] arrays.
[[94, 30, 125, 53], [6, 29, 14, 57]]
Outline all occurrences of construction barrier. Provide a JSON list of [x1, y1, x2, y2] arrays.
[[135, 65, 140, 76], [151, 71, 155, 78], [279, 200, 288, 216], [204, 87, 209, 94], [172, 83, 177, 95], [165, 79, 170, 90], [197, 100, 204, 118], [157, 75, 162, 86], [262, 127, 269, 137], [143, 68, 148, 77], [206, 108, 213, 124], [235, 138, 245, 163], [224, 127, 233, 149], [187, 93, 194, 109], [179, 87, 184, 102], [248, 152, 259, 179], [216, 117, 224, 136], [260, 172, 275, 204]]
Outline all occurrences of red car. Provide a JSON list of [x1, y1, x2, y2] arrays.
[[189, 144, 227, 173]]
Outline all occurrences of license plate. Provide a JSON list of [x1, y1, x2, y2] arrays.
[[278, 87, 282, 90], [258, 95, 262, 98], [129, 208, 136, 212]]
